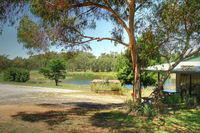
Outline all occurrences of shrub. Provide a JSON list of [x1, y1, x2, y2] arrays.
[[4, 68, 30, 82], [125, 100, 157, 118], [142, 104, 157, 117], [162, 94, 182, 105], [161, 94, 182, 113], [182, 96, 197, 109]]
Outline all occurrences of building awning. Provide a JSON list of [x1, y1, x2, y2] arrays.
[[144, 56, 200, 73]]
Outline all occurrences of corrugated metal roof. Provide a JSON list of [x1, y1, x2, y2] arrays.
[[184, 56, 200, 62], [144, 56, 200, 73]]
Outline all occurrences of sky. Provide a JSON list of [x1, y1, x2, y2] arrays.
[[0, 20, 128, 59]]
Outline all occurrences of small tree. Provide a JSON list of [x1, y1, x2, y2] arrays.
[[40, 58, 66, 86]]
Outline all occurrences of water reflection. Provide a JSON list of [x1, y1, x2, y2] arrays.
[[63, 78, 133, 89], [63, 77, 176, 89]]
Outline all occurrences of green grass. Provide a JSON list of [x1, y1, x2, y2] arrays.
[[1, 107, 199, 133], [163, 109, 200, 132], [90, 108, 200, 133], [66, 71, 117, 80], [0, 71, 90, 90]]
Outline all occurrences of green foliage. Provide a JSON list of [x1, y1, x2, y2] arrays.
[[4, 68, 30, 82], [91, 83, 127, 94], [182, 96, 197, 109], [137, 32, 161, 68], [117, 66, 133, 85], [0, 55, 11, 72], [70, 52, 95, 72], [153, 0, 200, 63], [124, 99, 135, 113], [40, 58, 66, 86], [161, 94, 198, 113], [162, 94, 182, 105], [0, 51, 120, 72], [17, 16, 48, 53], [142, 103, 157, 118], [92, 57, 116, 72], [116, 48, 159, 86], [115, 54, 130, 72], [125, 100, 157, 118], [162, 94, 182, 113], [115, 33, 161, 86]]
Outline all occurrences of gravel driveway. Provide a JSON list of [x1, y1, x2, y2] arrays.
[[0, 84, 124, 106]]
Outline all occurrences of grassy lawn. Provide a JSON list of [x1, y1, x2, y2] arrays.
[[0, 104, 199, 133], [65, 71, 117, 80]]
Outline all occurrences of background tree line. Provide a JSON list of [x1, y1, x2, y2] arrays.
[[0, 51, 119, 72]]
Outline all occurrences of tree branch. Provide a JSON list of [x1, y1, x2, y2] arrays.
[[71, 2, 129, 33], [68, 26, 129, 47], [135, 0, 149, 12], [77, 6, 97, 18], [83, 35, 129, 47], [63, 36, 129, 47], [128, 0, 135, 34]]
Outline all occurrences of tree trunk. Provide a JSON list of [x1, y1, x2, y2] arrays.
[[156, 71, 171, 100], [55, 79, 58, 86], [128, 0, 141, 104], [130, 44, 141, 103]]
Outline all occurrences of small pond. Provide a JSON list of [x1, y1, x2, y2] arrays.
[[63, 77, 133, 89], [63, 74, 176, 90]]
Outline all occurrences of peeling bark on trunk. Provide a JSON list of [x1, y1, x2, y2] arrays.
[[130, 38, 141, 104], [128, 0, 141, 104]]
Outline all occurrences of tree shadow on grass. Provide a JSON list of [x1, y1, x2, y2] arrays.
[[12, 110, 68, 126], [12, 102, 123, 126], [62, 102, 123, 109], [90, 111, 158, 133], [91, 111, 136, 129], [167, 110, 200, 132], [63, 102, 124, 115]]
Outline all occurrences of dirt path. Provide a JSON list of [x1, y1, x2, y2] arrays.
[[0, 84, 126, 133], [0, 84, 125, 105]]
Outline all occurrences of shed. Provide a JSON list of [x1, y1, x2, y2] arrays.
[[145, 56, 200, 102]]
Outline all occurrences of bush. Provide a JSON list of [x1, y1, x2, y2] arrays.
[[162, 94, 182, 105], [4, 68, 30, 82], [161, 94, 182, 113], [91, 83, 127, 94], [182, 96, 197, 109], [142, 104, 157, 117], [125, 100, 157, 118]]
